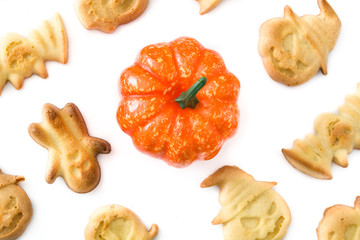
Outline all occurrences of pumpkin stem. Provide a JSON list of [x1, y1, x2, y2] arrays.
[[175, 77, 207, 109]]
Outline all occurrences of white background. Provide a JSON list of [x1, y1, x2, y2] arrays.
[[0, 0, 359, 239]]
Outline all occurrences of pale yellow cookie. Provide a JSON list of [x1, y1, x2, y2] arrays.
[[0, 170, 32, 240], [75, 0, 149, 33], [258, 0, 341, 86], [317, 197, 360, 239], [196, 0, 223, 15], [0, 13, 68, 95], [28, 103, 111, 193], [201, 166, 291, 240], [283, 83, 360, 179], [85, 205, 158, 240]]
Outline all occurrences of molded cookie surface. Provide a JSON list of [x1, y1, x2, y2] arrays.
[[258, 0, 341, 86], [283, 83, 360, 179], [85, 205, 158, 240], [0, 13, 68, 95], [28, 103, 111, 193], [0, 170, 32, 240], [317, 197, 360, 239], [75, 0, 149, 33], [201, 165, 291, 240]]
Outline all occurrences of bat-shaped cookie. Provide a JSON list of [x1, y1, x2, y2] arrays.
[[0, 13, 68, 95]]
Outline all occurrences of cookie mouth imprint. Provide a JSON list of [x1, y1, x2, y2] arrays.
[[258, 0, 341, 86]]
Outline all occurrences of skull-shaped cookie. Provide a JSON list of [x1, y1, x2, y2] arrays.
[[28, 103, 111, 193], [201, 165, 291, 240], [258, 0, 341, 86], [85, 205, 158, 240], [317, 197, 360, 239], [0, 170, 32, 240]]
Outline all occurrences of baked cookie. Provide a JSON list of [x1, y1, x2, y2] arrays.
[[196, 0, 223, 15], [28, 103, 111, 193], [85, 205, 158, 240], [317, 197, 360, 239], [258, 0, 341, 86], [201, 165, 291, 240], [0, 170, 32, 240], [0, 13, 68, 95], [75, 0, 149, 33], [283, 83, 360, 179]]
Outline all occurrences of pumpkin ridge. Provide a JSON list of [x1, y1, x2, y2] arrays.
[[169, 37, 204, 88]]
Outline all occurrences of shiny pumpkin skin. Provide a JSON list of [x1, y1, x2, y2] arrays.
[[117, 37, 240, 167]]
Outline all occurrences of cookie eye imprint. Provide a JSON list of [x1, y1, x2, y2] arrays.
[[85, 205, 158, 240], [0, 13, 68, 95], [201, 165, 291, 240], [317, 197, 360, 240], [258, 0, 341, 86], [75, 0, 149, 33], [0, 170, 32, 240], [282, 83, 360, 180], [28, 103, 111, 193]]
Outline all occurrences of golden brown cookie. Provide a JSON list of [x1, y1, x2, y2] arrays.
[[201, 165, 291, 240], [0, 170, 32, 240], [75, 0, 149, 33], [196, 0, 223, 15], [28, 103, 111, 193], [258, 0, 341, 86], [85, 205, 158, 240], [283, 83, 360, 179], [0, 13, 68, 95], [317, 197, 360, 239]]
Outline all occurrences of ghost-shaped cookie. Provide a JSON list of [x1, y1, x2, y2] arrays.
[[258, 0, 341, 86], [317, 197, 360, 239], [201, 165, 291, 240], [0, 170, 32, 240], [85, 205, 158, 240], [28, 103, 111, 193]]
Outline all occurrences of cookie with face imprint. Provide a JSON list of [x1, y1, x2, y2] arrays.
[[258, 0, 341, 86], [75, 0, 149, 33], [317, 197, 360, 239], [201, 165, 291, 240], [0, 13, 68, 95], [0, 170, 32, 240], [196, 0, 223, 15], [85, 205, 158, 240], [28, 103, 111, 193], [283, 83, 360, 179]]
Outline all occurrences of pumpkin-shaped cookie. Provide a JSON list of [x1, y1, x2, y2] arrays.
[[85, 205, 158, 240], [317, 197, 360, 239], [201, 166, 291, 240], [0, 170, 32, 240], [75, 0, 149, 33], [117, 37, 240, 167], [258, 0, 341, 86]]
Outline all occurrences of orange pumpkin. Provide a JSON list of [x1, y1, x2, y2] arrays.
[[117, 37, 240, 167]]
